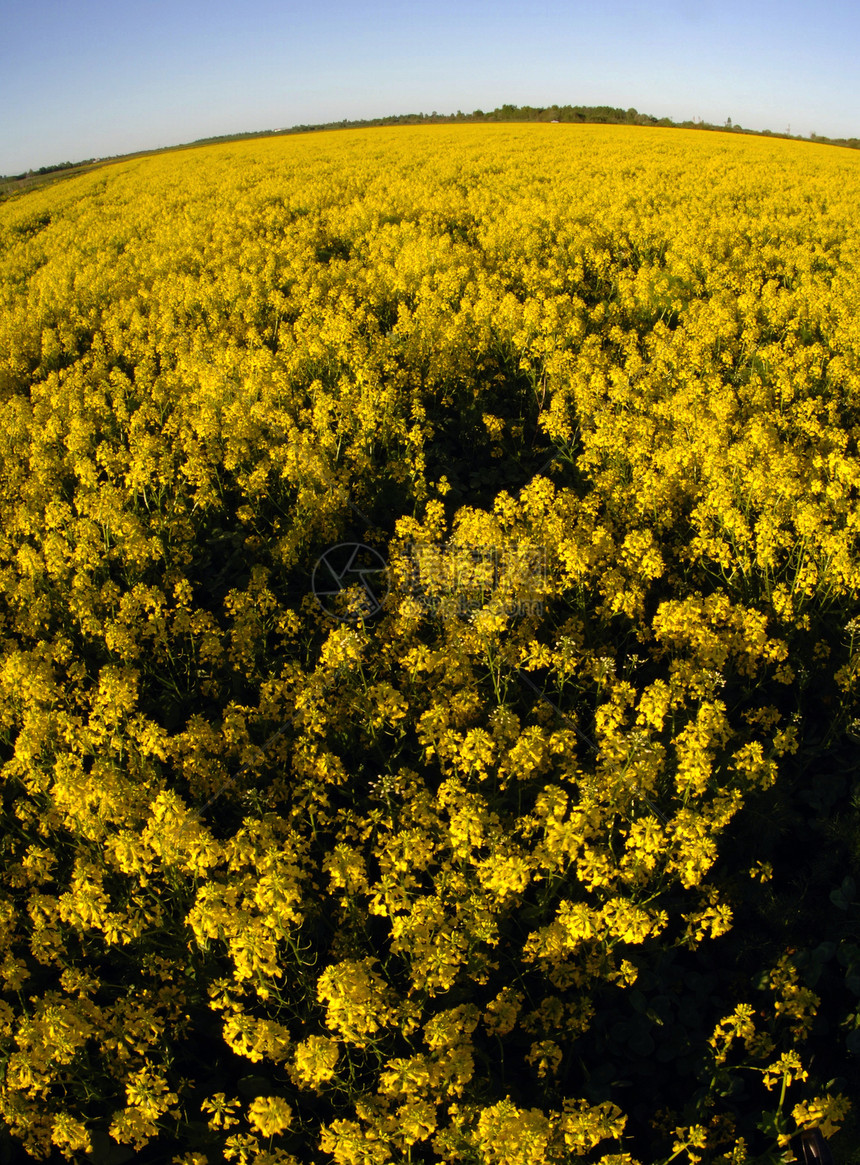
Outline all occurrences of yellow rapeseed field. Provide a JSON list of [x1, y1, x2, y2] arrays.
[[1, 123, 859, 1163]]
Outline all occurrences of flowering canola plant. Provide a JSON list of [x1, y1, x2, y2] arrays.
[[0, 123, 859, 1163]]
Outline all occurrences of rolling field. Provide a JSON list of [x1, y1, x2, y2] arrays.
[[1, 123, 860, 1164]]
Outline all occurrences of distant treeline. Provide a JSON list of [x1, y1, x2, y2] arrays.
[[161, 104, 860, 154], [284, 104, 669, 132], [2, 158, 99, 181], [5, 104, 860, 178], [186, 103, 860, 150]]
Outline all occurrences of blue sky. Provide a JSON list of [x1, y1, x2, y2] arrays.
[[2, 0, 858, 174]]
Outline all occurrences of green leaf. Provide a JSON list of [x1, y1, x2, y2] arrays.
[[86, 1133, 135, 1165], [838, 941, 860, 967], [813, 941, 837, 962], [845, 969, 860, 996], [756, 1111, 779, 1137], [237, 1074, 272, 1099], [630, 1031, 656, 1057], [805, 963, 823, 989]]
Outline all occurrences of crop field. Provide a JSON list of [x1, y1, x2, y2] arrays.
[[1, 122, 860, 1164]]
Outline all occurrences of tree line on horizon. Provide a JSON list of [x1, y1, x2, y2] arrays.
[[3, 102, 860, 183]]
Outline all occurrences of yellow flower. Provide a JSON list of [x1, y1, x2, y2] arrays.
[[475, 1098, 552, 1165], [51, 1112, 92, 1154], [395, 1098, 438, 1145], [320, 1118, 392, 1165], [316, 958, 396, 1046], [526, 1039, 563, 1078], [289, 1035, 340, 1088], [247, 1095, 293, 1136], [560, 1098, 627, 1153], [791, 1094, 852, 1141], [201, 1092, 241, 1131], [762, 1051, 808, 1092], [123, 1066, 178, 1121]]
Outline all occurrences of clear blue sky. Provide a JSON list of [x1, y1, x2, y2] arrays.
[[2, 0, 858, 174]]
